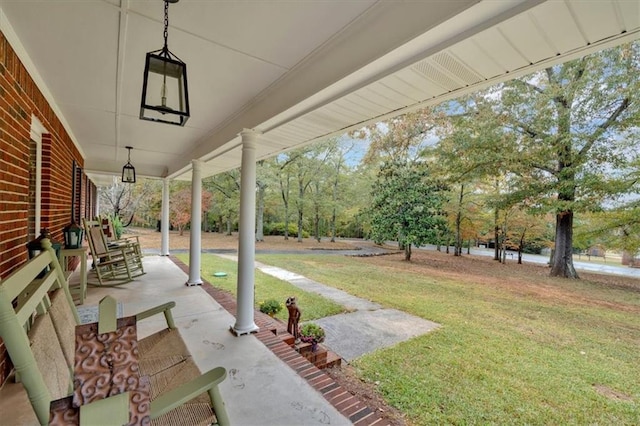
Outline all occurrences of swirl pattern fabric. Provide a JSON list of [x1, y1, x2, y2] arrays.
[[71, 316, 151, 425]]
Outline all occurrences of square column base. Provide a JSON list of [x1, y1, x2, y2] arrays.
[[229, 324, 259, 336]]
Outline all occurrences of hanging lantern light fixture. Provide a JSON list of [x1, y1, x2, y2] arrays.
[[122, 146, 136, 183], [140, 0, 190, 126]]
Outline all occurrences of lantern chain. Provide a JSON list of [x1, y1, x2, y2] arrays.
[[163, 0, 169, 51]]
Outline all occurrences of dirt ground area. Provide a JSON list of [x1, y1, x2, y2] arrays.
[[126, 227, 356, 251], [129, 226, 640, 302], [125, 227, 640, 425], [363, 249, 640, 313]]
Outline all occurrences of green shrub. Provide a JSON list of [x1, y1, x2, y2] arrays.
[[109, 214, 124, 240], [258, 299, 283, 315], [264, 222, 309, 238]]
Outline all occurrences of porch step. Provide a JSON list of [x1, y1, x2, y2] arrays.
[[296, 341, 313, 355], [266, 324, 296, 346], [294, 342, 342, 369], [324, 351, 342, 369], [279, 333, 295, 346], [270, 327, 342, 369], [261, 315, 288, 336]]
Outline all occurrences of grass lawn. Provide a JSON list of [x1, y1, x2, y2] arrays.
[[256, 251, 640, 425], [175, 253, 345, 321]]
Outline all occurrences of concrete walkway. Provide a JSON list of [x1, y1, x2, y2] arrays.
[[218, 255, 440, 362]]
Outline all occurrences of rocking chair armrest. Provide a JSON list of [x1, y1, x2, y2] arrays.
[[135, 301, 177, 329], [122, 235, 140, 244], [150, 366, 229, 426], [96, 245, 134, 262], [108, 238, 140, 250]]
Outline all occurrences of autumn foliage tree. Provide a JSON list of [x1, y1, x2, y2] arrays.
[[169, 184, 213, 236]]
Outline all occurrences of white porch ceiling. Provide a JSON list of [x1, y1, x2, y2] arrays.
[[1, 0, 638, 184]]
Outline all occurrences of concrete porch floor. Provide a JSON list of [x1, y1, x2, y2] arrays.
[[0, 255, 390, 425]]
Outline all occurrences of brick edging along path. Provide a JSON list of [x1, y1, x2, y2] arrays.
[[169, 255, 392, 426]]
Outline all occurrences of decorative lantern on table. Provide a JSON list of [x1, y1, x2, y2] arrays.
[[63, 221, 84, 249]]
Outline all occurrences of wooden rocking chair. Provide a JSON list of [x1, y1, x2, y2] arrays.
[[84, 220, 144, 286], [99, 216, 143, 259]]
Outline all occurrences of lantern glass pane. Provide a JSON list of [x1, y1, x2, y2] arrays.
[[64, 223, 83, 249], [122, 165, 136, 183], [145, 71, 184, 112], [140, 52, 189, 126]]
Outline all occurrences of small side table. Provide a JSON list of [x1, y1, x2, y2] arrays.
[[59, 247, 88, 305]]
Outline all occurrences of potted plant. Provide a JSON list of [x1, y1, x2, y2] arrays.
[[259, 299, 283, 317], [299, 323, 325, 351]]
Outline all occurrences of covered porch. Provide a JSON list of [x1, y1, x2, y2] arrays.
[[2, 0, 637, 340], [0, 254, 376, 425], [1, 0, 639, 423]]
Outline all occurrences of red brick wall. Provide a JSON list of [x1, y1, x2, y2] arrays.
[[0, 30, 90, 385]]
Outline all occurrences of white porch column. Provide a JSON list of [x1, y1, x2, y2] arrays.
[[160, 178, 170, 256], [232, 129, 260, 336], [187, 160, 203, 286]]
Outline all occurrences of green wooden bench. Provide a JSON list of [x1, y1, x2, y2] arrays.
[[0, 238, 230, 425]]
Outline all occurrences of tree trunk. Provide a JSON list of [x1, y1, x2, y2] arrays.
[[297, 176, 304, 243], [550, 210, 579, 278], [330, 177, 338, 243], [454, 209, 462, 256], [226, 217, 232, 236], [518, 231, 525, 264], [202, 211, 209, 232], [547, 78, 580, 278], [256, 183, 265, 242], [501, 218, 508, 263], [330, 207, 336, 242], [454, 184, 464, 256], [494, 207, 500, 261], [281, 171, 291, 240], [314, 207, 320, 243], [297, 209, 303, 243], [313, 182, 320, 242], [283, 199, 289, 240], [404, 243, 412, 261]]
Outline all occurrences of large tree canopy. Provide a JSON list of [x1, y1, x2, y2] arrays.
[[484, 41, 640, 278]]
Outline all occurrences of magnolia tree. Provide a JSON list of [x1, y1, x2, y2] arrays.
[[368, 161, 447, 261]]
